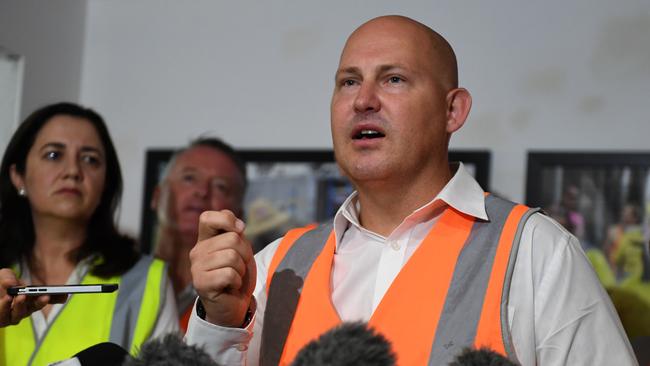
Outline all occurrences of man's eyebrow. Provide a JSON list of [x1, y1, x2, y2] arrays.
[[335, 64, 413, 80], [335, 67, 361, 79], [376, 64, 413, 75]]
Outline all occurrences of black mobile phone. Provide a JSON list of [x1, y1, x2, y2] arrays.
[[7, 284, 118, 296]]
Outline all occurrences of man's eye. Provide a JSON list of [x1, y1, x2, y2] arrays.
[[342, 79, 357, 87], [388, 76, 403, 84], [211, 180, 231, 194], [182, 174, 196, 183]]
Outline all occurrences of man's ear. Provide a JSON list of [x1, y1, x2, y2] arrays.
[[445, 88, 472, 134], [9, 164, 25, 192], [151, 185, 161, 210]]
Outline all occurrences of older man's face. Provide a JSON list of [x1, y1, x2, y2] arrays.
[[330, 19, 452, 186], [154, 146, 243, 238]]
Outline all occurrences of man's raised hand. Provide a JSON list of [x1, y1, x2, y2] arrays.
[[190, 210, 256, 328]]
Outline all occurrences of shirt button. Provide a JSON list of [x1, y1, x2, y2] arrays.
[[235, 344, 248, 352], [389, 241, 401, 251]]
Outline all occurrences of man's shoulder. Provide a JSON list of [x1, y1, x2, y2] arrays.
[[482, 195, 574, 249], [524, 211, 574, 240], [515, 211, 584, 274]]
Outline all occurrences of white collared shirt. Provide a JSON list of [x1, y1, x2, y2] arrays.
[[186, 163, 637, 366]]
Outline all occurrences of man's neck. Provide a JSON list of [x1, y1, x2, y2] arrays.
[[153, 227, 195, 295], [355, 164, 452, 237]]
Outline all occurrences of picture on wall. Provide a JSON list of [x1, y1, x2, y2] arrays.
[[234, 150, 346, 253], [139, 149, 491, 253], [525, 152, 650, 343]]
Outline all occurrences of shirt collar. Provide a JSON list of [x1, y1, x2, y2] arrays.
[[333, 162, 488, 245], [438, 162, 489, 220]]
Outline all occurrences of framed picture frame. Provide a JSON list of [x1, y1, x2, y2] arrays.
[[525, 151, 650, 282], [139, 149, 491, 253]]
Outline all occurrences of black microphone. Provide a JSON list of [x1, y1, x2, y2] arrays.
[[73, 342, 129, 366], [122, 333, 219, 366], [291, 322, 396, 366], [448, 347, 517, 366]]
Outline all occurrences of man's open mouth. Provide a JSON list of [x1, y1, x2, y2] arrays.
[[353, 129, 385, 140]]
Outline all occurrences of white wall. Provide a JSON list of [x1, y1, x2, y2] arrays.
[[7, 0, 650, 236], [0, 0, 87, 119], [0, 51, 23, 154]]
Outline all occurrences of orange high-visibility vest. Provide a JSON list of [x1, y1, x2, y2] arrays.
[[259, 195, 537, 366]]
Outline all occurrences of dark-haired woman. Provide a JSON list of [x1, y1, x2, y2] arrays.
[[0, 103, 177, 365]]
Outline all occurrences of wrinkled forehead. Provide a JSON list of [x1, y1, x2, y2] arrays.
[[169, 146, 243, 183], [172, 147, 229, 171]]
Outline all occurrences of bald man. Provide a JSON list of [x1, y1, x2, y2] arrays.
[[185, 16, 636, 365]]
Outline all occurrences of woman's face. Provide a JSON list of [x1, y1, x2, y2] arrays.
[[10, 115, 107, 222]]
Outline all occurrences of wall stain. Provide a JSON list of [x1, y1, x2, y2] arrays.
[[509, 108, 534, 132], [579, 95, 605, 114], [591, 14, 650, 81], [521, 67, 567, 95]]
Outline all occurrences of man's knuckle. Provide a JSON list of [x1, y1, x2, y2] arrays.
[[189, 245, 201, 260], [222, 248, 239, 263], [222, 231, 240, 244], [199, 210, 213, 223], [223, 267, 239, 282]]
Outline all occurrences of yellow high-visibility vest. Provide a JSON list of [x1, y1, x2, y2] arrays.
[[1, 256, 167, 366]]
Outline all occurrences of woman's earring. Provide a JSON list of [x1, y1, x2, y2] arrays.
[[18, 188, 26, 196]]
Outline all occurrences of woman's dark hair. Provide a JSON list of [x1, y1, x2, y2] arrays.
[[0, 102, 139, 277]]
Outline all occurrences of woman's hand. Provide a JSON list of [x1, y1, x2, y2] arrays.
[[0, 268, 66, 327]]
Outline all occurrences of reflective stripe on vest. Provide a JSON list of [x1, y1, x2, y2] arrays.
[[260, 195, 538, 366], [0, 256, 166, 366]]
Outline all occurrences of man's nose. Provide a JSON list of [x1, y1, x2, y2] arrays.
[[194, 183, 208, 198], [353, 82, 381, 113]]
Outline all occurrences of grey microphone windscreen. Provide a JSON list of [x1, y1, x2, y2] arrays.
[[291, 322, 396, 366], [123, 333, 219, 366]]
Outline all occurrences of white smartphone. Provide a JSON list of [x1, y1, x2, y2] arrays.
[[7, 284, 118, 296]]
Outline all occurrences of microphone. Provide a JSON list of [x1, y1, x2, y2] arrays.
[[448, 347, 517, 366], [123, 333, 219, 366], [291, 322, 396, 366], [47, 342, 129, 366], [290, 323, 516, 366]]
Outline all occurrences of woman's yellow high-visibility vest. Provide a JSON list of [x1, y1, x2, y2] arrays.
[[1, 255, 167, 366]]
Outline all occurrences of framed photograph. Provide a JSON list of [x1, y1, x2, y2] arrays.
[[526, 152, 650, 284], [138, 149, 344, 253], [139, 149, 490, 253]]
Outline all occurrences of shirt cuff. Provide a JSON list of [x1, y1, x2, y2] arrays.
[[184, 297, 256, 365]]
